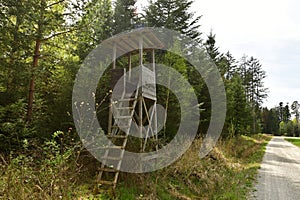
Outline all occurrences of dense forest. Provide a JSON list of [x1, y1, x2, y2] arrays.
[[1, 0, 295, 198], [0, 0, 269, 152], [261, 101, 300, 136]]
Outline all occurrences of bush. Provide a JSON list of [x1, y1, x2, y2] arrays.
[[0, 99, 34, 153], [0, 131, 86, 199]]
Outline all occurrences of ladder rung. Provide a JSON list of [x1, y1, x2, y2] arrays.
[[116, 107, 133, 110], [115, 116, 131, 119], [107, 135, 127, 139], [101, 156, 123, 161], [118, 98, 137, 102], [99, 167, 119, 172], [100, 145, 124, 149], [98, 180, 116, 186], [112, 125, 130, 128]]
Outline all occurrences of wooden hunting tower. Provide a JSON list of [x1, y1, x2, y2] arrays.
[[97, 28, 165, 189]]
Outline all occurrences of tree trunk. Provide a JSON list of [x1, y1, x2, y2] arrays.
[[27, 39, 41, 123], [27, 0, 45, 123]]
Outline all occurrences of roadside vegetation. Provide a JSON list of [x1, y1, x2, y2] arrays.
[[0, 134, 271, 199], [261, 101, 300, 137], [285, 138, 300, 148]]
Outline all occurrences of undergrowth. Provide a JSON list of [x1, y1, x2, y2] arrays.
[[0, 134, 271, 200], [114, 134, 271, 200]]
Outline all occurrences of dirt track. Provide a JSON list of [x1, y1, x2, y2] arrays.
[[251, 136, 300, 200]]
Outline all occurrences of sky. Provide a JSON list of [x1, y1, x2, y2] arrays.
[[137, 0, 300, 108]]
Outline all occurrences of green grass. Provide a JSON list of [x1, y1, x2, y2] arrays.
[[285, 138, 300, 147]]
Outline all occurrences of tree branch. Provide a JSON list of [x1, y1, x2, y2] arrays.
[[46, 0, 66, 8], [42, 28, 78, 41]]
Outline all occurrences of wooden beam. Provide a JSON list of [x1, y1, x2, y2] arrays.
[[139, 37, 143, 66], [128, 53, 132, 81], [139, 96, 143, 151], [113, 43, 117, 69], [152, 49, 155, 72], [108, 98, 113, 135]]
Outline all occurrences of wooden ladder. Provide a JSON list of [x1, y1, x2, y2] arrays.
[[97, 91, 138, 189]]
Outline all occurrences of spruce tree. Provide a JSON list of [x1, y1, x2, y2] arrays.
[[113, 0, 137, 34], [226, 74, 250, 136], [145, 0, 201, 42]]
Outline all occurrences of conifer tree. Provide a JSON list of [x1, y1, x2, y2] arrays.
[[113, 0, 137, 34], [145, 0, 201, 42]]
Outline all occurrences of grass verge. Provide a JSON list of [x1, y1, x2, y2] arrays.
[[285, 138, 300, 147], [113, 134, 271, 200]]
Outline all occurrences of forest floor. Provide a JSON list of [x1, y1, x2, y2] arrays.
[[0, 134, 271, 200]]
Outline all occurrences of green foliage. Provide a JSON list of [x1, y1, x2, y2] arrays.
[[292, 119, 300, 137], [0, 131, 84, 199], [279, 121, 286, 135], [261, 107, 280, 135], [113, 0, 136, 34], [279, 120, 300, 136], [0, 0, 84, 137], [286, 121, 294, 136], [267, 101, 300, 136], [225, 74, 251, 137], [0, 0, 270, 151], [291, 101, 300, 120], [0, 99, 34, 152], [237, 56, 268, 134], [204, 32, 221, 64], [108, 134, 271, 199], [285, 138, 300, 148], [203, 34, 268, 136], [145, 0, 201, 42], [277, 102, 292, 124], [0, 0, 274, 198], [76, 0, 113, 59]]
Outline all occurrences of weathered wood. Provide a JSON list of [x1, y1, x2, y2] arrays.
[[141, 66, 156, 100], [102, 28, 165, 55], [113, 43, 116, 69], [100, 28, 163, 189]]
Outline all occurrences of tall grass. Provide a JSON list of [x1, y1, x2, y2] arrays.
[[0, 134, 271, 199], [0, 132, 106, 200], [114, 134, 271, 199]]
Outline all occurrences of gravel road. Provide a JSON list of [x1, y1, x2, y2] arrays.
[[251, 136, 300, 200]]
